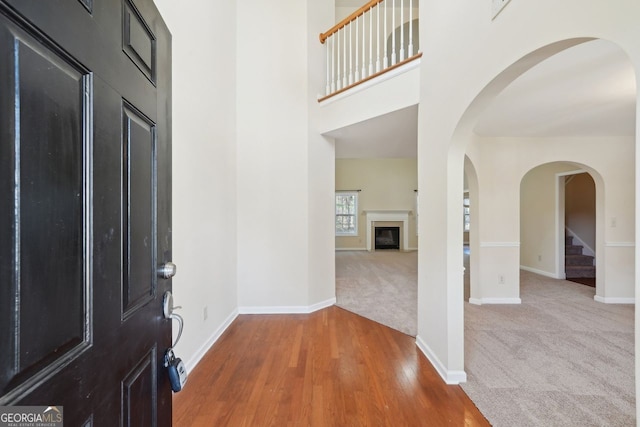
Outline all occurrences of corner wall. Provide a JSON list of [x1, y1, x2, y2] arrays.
[[153, 0, 239, 369], [236, 0, 335, 312]]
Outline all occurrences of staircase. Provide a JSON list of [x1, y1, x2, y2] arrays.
[[565, 236, 595, 278]]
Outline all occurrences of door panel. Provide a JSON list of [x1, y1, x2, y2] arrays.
[[0, 8, 93, 402], [123, 0, 156, 83], [122, 347, 157, 427], [122, 102, 156, 318], [0, 0, 172, 424]]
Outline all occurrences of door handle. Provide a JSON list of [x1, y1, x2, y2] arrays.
[[162, 291, 183, 347], [159, 261, 177, 279]]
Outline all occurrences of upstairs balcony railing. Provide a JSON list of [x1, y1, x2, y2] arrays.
[[319, 0, 421, 101]]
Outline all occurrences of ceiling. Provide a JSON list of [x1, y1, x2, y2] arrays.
[[333, 39, 636, 159]]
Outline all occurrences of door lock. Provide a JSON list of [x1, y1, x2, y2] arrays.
[[159, 261, 177, 279]]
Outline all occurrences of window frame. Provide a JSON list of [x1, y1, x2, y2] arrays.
[[335, 191, 359, 236], [463, 194, 470, 232]]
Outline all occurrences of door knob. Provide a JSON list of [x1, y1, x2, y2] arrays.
[[159, 262, 177, 279]]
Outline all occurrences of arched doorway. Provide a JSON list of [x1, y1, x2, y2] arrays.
[[450, 40, 635, 425]]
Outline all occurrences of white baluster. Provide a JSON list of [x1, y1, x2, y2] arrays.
[[343, 25, 347, 88], [355, 17, 360, 82], [336, 31, 341, 90], [361, 13, 366, 78], [375, 4, 381, 73], [331, 34, 336, 93], [399, 0, 405, 61], [391, 0, 396, 65], [368, 7, 373, 76], [408, 0, 413, 57], [349, 22, 353, 85], [326, 35, 330, 95], [383, 0, 388, 69]]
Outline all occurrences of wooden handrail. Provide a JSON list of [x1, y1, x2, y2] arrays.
[[319, 0, 384, 44]]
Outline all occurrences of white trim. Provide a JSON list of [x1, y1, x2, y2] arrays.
[[556, 169, 586, 177], [415, 335, 467, 384], [467, 297, 522, 305], [479, 242, 520, 247], [365, 210, 412, 252], [335, 247, 367, 251], [520, 265, 564, 279], [183, 308, 239, 372], [605, 242, 636, 247], [336, 247, 418, 252], [238, 297, 336, 315], [308, 297, 337, 312], [319, 58, 421, 104], [594, 295, 635, 304]]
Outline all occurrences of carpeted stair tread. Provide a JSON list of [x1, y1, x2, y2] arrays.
[[565, 254, 594, 266], [565, 245, 584, 255], [565, 265, 596, 278], [565, 235, 595, 278]]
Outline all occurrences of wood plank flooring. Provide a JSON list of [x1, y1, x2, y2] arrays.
[[173, 306, 488, 426]]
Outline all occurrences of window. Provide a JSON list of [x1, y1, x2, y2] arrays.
[[463, 196, 470, 231], [335, 192, 358, 236]]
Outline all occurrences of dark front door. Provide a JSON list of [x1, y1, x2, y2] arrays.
[[0, 0, 172, 425]]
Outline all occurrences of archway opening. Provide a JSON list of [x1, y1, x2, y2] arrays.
[[452, 38, 636, 425]]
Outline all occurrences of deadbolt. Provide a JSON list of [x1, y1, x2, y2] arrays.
[[159, 262, 177, 279]]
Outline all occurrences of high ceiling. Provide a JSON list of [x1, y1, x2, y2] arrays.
[[333, 39, 636, 159]]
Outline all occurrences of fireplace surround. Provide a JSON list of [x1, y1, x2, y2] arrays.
[[364, 210, 411, 251]]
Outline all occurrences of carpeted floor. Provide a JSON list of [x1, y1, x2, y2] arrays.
[[335, 249, 636, 426], [335, 250, 417, 336], [462, 270, 635, 427]]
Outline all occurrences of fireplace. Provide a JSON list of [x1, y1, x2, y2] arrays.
[[375, 226, 400, 250], [364, 210, 410, 252]]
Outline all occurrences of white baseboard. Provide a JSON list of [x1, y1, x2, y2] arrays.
[[308, 297, 337, 312], [468, 297, 522, 305], [594, 295, 635, 304], [415, 335, 467, 384], [185, 297, 336, 371], [336, 248, 419, 252], [520, 265, 562, 279], [239, 297, 336, 315], [184, 308, 239, 372]]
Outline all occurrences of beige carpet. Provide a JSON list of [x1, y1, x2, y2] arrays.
[[335, 250, 417, 336], [462, 270, 635, 426], [335, 249, 636, 426]]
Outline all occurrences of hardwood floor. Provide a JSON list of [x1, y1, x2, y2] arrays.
[[173, 306, 488, 426]]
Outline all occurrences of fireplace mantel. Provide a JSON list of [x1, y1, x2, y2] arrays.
[[364, 210, 411, 251]]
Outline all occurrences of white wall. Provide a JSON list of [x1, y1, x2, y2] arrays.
[[153, 0, 239, 369], [236, 0, 335, 311], [308, 0, 338, 309], [520, 162, 577, 277], [417, 0, 640, 387], [466, 136, 634, 304]]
